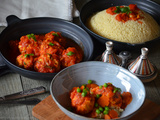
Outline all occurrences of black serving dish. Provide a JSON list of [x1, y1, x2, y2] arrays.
[[0, 15, 94, 80]]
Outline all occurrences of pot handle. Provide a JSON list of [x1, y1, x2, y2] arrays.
[[6, 15, 21, 26], [0, 55, 12, 77]]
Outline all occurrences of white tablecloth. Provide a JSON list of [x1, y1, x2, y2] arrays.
[[0, 0, 79, 26]]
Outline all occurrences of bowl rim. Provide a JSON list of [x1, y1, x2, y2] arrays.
[[50, 61, 146, 120]]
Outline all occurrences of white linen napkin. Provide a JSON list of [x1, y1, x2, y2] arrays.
[[0, 0, 79, 26]]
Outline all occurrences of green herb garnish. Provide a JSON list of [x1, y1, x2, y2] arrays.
[[49, 42, 54, 46], [114, 6, 121, 13], [96, 94, 101, 99], [27, 33, 37, 41], [114, 6, 132, 14], [24, 53, 34, 58], [67, 51, 74, 56], [120, 7, 130, 13], [52, 33, 59, 37]]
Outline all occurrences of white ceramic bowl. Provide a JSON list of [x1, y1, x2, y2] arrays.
[[50, 61, 146, 120]]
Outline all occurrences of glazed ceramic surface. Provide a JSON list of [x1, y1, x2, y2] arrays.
[[50, 61, 146, 120]]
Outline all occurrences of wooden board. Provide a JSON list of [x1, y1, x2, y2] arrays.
[[32, 95, 160, 120]]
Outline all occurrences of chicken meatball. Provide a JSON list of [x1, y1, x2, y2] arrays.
[[18, 34, 42, 56], [40, 40, 64, 57], [70, 87, 95, 115], [34, 54, 61, 73], [16, 53, 34, 70], [61, 47, 82, 68], [44, 31, 66, 47]]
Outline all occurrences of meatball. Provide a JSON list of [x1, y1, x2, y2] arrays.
[[16, 53, 34, 70], [44, 31, 66, 47], [40, 40, 64, 57], [34, 54, 61, 73], [70, 87, 95, 115], [18, 34, 41, 56], [61, 47, 82, 68]]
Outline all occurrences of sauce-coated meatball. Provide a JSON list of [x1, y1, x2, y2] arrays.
[[16, 53, 34, 70], [61, 47, 82, 68], [34, 54, 61, 73]]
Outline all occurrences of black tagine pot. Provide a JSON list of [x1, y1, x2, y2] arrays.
[[0, 15, 94, 80], [79, 0, 160, 53]]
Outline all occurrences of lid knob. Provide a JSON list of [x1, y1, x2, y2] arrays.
[[140, 47, 148, 59]]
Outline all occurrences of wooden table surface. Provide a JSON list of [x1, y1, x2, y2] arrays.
[[0, 0, 160, 120]]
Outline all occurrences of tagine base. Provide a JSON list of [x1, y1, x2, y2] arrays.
[[130, 65, 158, 83]]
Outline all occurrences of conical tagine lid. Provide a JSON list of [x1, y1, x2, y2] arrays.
[[100, 41, 121, 65], [128, 47, 157, 82]]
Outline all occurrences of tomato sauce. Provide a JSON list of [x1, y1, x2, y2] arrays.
[[106, 4, 143, 23]]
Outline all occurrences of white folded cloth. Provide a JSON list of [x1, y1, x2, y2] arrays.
[[0, 0, 79, 26]]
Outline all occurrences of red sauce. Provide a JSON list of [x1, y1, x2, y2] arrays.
[[8, 40, 20, 64], [106, 4, 143, 23]]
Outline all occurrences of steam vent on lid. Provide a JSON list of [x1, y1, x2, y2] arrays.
[[128, 47, 158, 82]]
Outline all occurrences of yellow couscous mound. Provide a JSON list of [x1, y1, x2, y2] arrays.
[[86, 9, 160, 44]]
